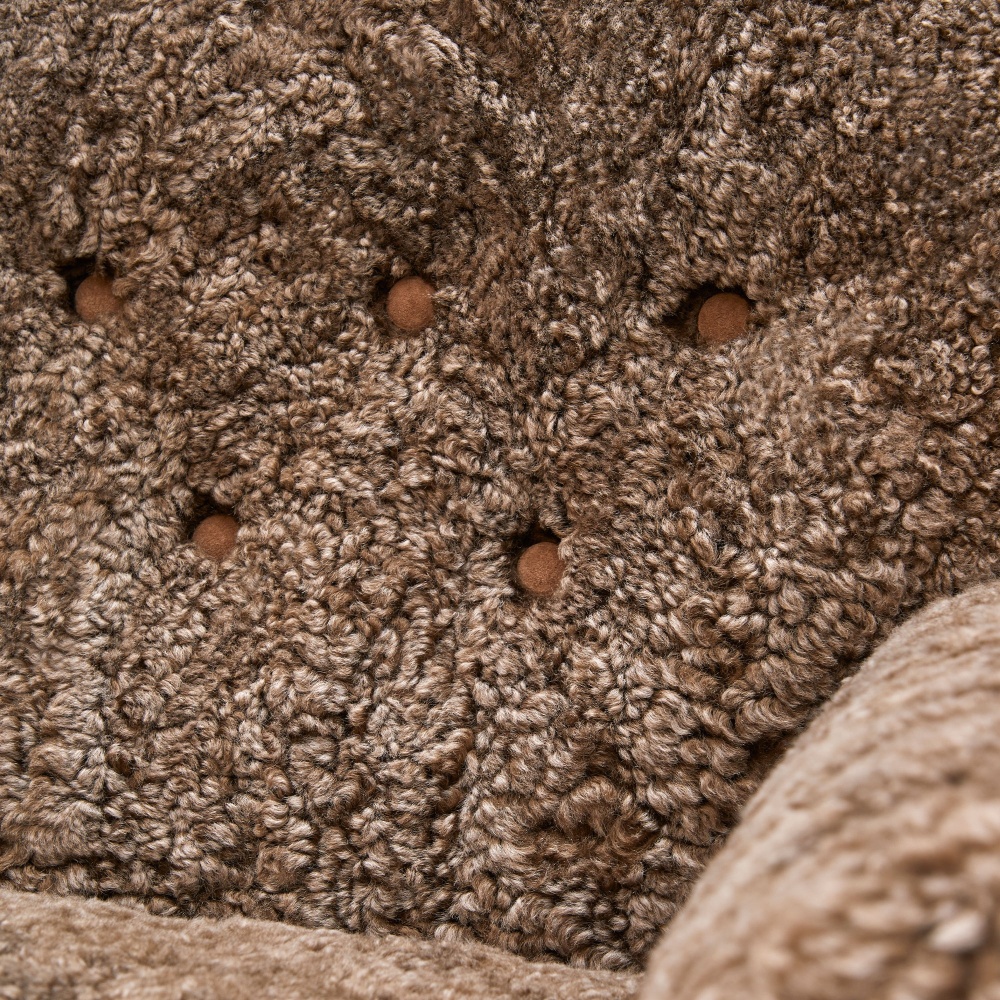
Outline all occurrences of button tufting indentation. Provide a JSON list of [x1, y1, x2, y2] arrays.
[[386, 275, 435, 331], [696, 292, 751, 346], [74, 274, 124, 323], [517, 541, 565, 597], [191, 514, 240, 561]]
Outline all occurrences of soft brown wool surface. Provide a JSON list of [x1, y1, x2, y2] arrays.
[[3, 582, 999, 998], [0, 887, 639, 999], [642, 579, 1000, 1000], [2, 0, 1000, 975]]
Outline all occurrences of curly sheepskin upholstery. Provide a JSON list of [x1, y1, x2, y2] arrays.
[[2, 0, 1000, 994], [3, 580, 1000, 998]]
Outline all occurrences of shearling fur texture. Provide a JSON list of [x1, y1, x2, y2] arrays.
[[2, 0, 1000, 978], [0, 886, 639, 998], [3, 581, 1000, 998], [642, 579, 1000, 1000]]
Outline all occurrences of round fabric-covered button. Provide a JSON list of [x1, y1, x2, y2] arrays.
[[192, 514, 239, 561], [516, 541, 565, 597], [697, 292, 750, 346], [74, 274, 124, 322], [386, 276, 435, 331]]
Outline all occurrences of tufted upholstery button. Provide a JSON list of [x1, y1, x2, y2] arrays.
[[386, 275, 435, 331], [74, 274, 124, 322], [191, 514, 240, 561], [516, 541, 565, 597], [696, 291, 751, 346]]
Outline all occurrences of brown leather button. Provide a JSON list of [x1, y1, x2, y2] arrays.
[[516, 541, 565, 597], [191, 514, 239, 561], [697, 292, 751, 346], [386, 275, 435, 331], [74, 274, 124, 322]]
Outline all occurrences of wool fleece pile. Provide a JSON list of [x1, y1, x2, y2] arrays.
[[2, 0, 1000, 974]]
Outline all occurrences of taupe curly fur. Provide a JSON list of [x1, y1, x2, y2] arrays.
[[2, 0, 999, 975], [642, 579, 1000, 1000]]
